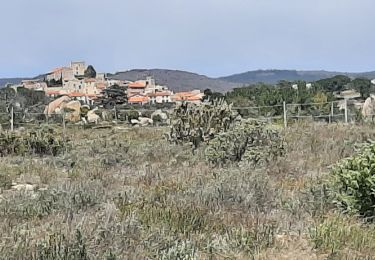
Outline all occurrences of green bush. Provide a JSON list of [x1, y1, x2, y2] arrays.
[[205, 120, 284, 166], [125, 110, 139, 122], [0, 172, 12, 190], [330, 141, 375, 217], [152, 114, 163, 125], [0, 127, 67, 157]]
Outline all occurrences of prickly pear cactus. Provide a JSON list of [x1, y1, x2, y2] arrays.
[[167, 99, 238, 149], [205, 119, 284, 166]]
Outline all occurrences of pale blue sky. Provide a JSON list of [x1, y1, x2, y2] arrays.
[[0, 0, 374, 78]]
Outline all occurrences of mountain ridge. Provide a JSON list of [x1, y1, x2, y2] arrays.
[[2, 69, 375, 93], [108, 69, 238, 92], [219, 69, 375, 84]]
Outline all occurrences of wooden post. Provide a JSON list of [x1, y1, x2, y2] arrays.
[[344, 99, 348, 124], [46, 103, 49, 125], [330, 101, 334, 124], [10, 106, 14, 132], [62, 111, 66, 132], [283, 101, 287, 128], [114, 105, 117, 121]]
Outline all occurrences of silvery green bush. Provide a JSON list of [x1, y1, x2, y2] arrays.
[[330, 141, 375, 217], [205, 120, 284, 166]]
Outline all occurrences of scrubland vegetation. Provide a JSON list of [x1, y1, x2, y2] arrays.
[[1, 121, 375, 259]]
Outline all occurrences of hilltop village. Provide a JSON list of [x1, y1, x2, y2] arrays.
[[18, 61, 204, 106]]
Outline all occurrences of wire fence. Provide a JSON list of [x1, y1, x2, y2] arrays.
[[0, 99, 366, 131], [236, 99, 360, 127]]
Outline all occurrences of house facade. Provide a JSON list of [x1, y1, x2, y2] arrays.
[[127, 81, 147, 96], [22, 80, 48, 91], [128, 94, 150, 105], [70, 61, 86, 76], [148, 91, 173, 104]]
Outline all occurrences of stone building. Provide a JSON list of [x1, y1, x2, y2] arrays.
[[70, 61, 86, 76], [148, 91, 173, 104]]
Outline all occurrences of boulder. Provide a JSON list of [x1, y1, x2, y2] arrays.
[[151, 110, 168, 121], [11, 183, 36, 192], [131, 119, 140, 125], [362, 97, 375, 120], [44, 96, 71, 116], [65, 100, 81, 111], [87, 108, 100, 124], [64, 101, 81, 122], [138, 117, 153, 126]]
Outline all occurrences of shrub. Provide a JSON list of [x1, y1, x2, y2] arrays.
[[167, 99, 238, 148], [152, 114, 163, 125], [125, 110, 140, 122], [309, 214, 375, 257], [0, 172, 12, 190], [12, 229, 89, 259], [205, 120, 284, 166], [0, 127, 67, 157], [330, 141, 375, 217]]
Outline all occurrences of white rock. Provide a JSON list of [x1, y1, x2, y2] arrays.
[[12, 184, 36, 191], [138, 117, 153, 126], [131, 119, 140, 125], [362, 97, 375, 119]]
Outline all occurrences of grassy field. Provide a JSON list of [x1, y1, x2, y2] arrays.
[[1, 123, 375, 259]]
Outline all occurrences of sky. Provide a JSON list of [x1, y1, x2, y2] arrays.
[[0, 0, 374, 78]]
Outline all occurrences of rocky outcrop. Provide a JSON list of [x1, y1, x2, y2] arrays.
[[87, 108, 100, 124], [362, 97, 375, 120], [44, 96, 71, 116], [138, 117, 153, 126], [130, 117, 153, 126], [131, 119, 140, 125], [64, 101, 81, 122], [44, 96, 81, 122], [151, 110, 168, 125]]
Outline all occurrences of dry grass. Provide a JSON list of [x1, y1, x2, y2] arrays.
[[1, 123, 375, 259]]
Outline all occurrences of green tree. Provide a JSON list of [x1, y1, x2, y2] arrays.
[[351, 78, 371, 99], [315, 75, 351, 92], [84, 65, 97, 78], [203, 88, 224, 101]]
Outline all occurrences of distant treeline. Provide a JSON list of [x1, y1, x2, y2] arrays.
[[204, 75, 374, 108]]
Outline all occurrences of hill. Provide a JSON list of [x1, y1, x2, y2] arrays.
[[2, 69, 375, 92], [0, 78, 28, 87], [108, 69, 238, 92], [219, 69, 375, 84]]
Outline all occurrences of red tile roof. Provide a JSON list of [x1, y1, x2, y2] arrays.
[[68, 92, 85, 97], [68, 92, 97, 98], [148, 91, 172, 97], [96, 83, 107, 89], [84, 78, 97, 83], [173, 91, 203, 101], [128, 95, 149, 103], [46, 90, 62, 95], [128, 81, 146, 88], [50, 67, 71, 74]]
